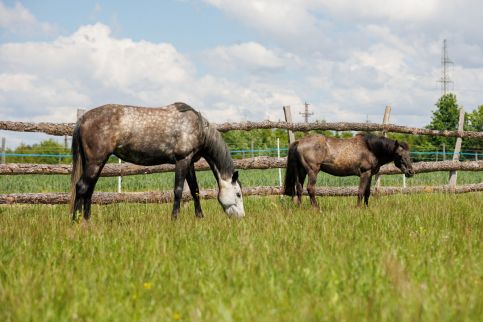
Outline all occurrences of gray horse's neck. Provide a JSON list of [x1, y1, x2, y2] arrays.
[[201, 124, 234, 182]]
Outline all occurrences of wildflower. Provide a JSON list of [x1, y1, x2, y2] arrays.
[[173, 312, 181, 320], [143, 282, 152, 289]]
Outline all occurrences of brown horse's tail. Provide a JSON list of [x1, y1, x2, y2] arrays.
[[69, 124, 83, 214], [283, 141, 300, 196]]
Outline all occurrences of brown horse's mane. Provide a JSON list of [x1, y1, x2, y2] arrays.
[[362, 134, 398, 159]]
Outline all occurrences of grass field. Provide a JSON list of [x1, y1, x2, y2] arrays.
[[1, 169, 482, 321], [0, 192, 482, 321]]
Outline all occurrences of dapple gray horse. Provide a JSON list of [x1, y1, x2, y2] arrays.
[[70, 102, 244, 220]]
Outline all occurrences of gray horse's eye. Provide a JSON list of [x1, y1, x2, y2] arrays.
[[236, 193, 241, 198]]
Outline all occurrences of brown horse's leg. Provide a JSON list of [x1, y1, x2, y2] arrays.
[[172, 158, 191, 220], [307, 170, 319, 208], [295, 168, 306, 206], [186, 163, 203, 218], [357, 171, 371, 208], [364, 175, 373, 207]]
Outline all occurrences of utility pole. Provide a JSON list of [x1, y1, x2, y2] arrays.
[[439, 39, 453, 95], [283, 106, 295, 144], [299, 102, 313, 123]]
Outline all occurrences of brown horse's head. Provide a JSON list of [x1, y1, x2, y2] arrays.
[[394, 141, 414, 177]]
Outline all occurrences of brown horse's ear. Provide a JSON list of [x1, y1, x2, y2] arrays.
[[232, 171, 239, 183], [393, 140, 400, 152]]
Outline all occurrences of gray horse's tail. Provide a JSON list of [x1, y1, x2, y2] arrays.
[[69, 124, 83, 214], [283, 141, 300, 196]]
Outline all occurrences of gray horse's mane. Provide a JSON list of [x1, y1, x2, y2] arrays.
[[174, 102, 234, 178], [202, 124, 234, 178]]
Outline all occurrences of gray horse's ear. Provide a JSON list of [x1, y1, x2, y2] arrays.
[[232, 171, 239, 183]]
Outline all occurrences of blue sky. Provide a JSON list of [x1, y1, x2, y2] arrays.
[[1, 0, 482, 147], [5, 1, 253, 49]]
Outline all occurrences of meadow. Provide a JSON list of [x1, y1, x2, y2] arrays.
[[0, 170, 482, 321]]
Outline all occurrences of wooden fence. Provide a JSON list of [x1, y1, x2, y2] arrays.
[[1, 117, 482, 205], [1, 157, 482, 176]]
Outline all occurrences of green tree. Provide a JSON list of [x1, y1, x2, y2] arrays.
[[426, 94, 461, 148], [464, 105, 483, 157], [222, 129, 290, 159], [7, 139, 70, 164], [466, 105, 483, 132]]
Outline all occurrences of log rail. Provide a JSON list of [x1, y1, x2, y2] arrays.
[[1, 183, 482, 205], [1, 120, 482, 138], [1, 158, 482, 176]]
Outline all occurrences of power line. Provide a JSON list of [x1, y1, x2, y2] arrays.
[[438, 39, 453, 95], [299, 102, 313, 123]]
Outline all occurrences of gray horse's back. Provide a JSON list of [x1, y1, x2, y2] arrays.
[[77, 103, 205, 166]]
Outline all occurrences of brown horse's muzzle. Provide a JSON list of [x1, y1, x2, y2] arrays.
[[405, 168, 415, 178]]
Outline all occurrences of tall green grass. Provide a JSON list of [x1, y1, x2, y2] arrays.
[[0, 193, 482, 321]]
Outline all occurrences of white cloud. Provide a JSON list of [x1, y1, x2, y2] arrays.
[[0, 1, 56, 36], [203, 42, 300, 73], [205, 0, 318, 36], [316, 0, 438, 21], [204, 0, 483, 57], [0, 23, 198, 120], [0, 23, 305, 126]]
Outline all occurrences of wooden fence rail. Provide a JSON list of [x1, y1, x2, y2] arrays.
[[1, 183, 482, 205], [1, 158, 482, 176], [1, 120, 482, 138]]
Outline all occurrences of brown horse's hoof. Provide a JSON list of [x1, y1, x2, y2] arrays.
[[81, 219, 91, 228]]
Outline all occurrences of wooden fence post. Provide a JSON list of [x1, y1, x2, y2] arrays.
[[283, 106, 295, 144], [277, 138, 282, 187], [448, 108, 465, 191], [77, 109, 86, 120], [1, 137, 5, 164], [375, 106, 392, 191]]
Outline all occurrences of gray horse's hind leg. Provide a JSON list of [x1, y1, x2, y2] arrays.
[[75, 161, 106, 221], [172, 157, 191, 220], [186, 163, 203, 218]]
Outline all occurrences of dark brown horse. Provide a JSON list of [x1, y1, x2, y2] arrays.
[[70, 102, 244, 221], [283, 134, 414, 207]]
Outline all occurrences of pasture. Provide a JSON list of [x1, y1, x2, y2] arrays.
[[0, 170, 482, 321]]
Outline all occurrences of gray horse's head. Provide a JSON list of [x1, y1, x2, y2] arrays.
[[218, 171, 245, 217], [394, 141, 414, 177]]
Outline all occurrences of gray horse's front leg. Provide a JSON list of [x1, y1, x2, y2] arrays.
[[172, 158, 191, 220], [186, 163, 203, 218]]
